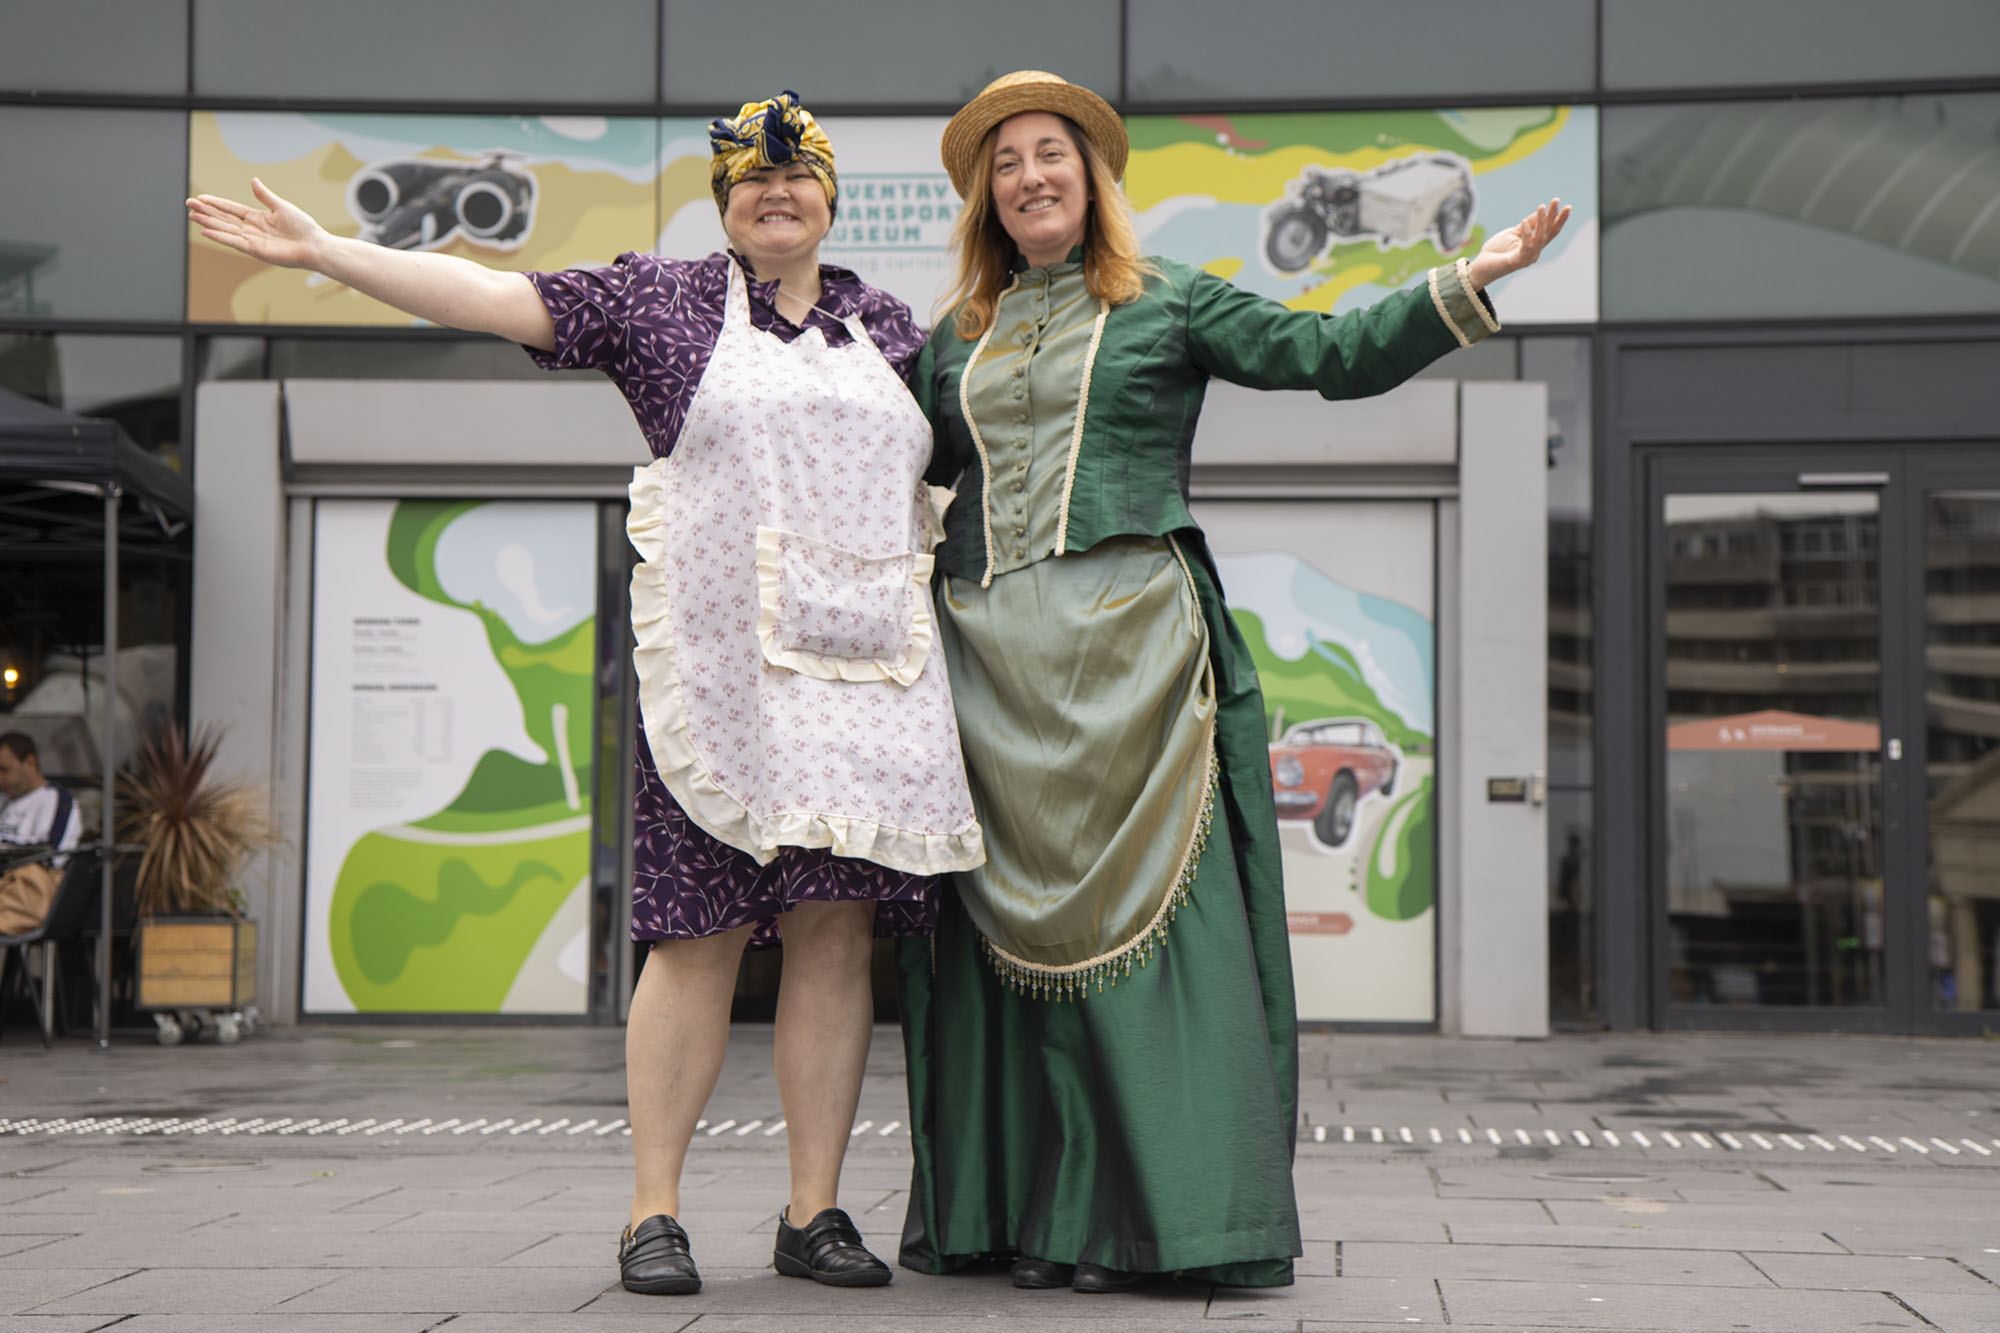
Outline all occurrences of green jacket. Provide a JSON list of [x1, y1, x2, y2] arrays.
[[916, 254, 1498, 584]]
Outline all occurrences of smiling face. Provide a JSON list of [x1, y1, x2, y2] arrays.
[[721, 163, 832, 274], [989, 111, 1089, 268]]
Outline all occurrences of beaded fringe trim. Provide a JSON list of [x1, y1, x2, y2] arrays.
[[978, 739, 1219, 1002]]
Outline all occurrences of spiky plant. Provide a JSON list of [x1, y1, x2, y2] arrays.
[[116, 722, 280, 919]]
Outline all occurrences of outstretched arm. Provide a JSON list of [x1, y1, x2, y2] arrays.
[[1187, 197, 1572, 397], [187, 178, 556, 351]]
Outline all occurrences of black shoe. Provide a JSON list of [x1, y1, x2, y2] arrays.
[[619, 1214, 701, 1295], [772, 1206, 893, 1287], [1072, 1262, 1141, 1293], [1010, 1255, 1075, 1289]]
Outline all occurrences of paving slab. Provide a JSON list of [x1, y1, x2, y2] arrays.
[[1743, 1251, 1997, 1294], [1826, 1227, 2000, 1256], [103, 1318, 442, 1333], [1436, 1278, 1928, 1330], [0, 1269, 135, 1313], [1341, 1241, 1771, 1287], [4, 1228, 541, 1271], [1446, 1223, 1842, 1253], [277, 1267, 614, 1315], [27, 1267, 339, 1315], [1897, 1290, 2000, 1333], [1207, 1275, 1444, 1323], [580, 1266, 1220, 1318]]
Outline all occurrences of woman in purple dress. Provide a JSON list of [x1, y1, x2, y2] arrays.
[[188, 92, 982, 1296]]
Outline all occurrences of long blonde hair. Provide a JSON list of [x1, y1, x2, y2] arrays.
[[939, 115, 1155, 340]]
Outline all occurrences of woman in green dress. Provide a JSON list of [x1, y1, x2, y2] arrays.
[[896, 71, 1569, 1292]]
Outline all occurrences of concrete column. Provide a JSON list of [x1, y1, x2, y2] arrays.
[[1451, 382, 1550, 1037], [189, 381, 292, 1022]]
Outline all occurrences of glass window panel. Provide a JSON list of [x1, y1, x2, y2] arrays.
[[1924, 490, 2000, 1014], [1603, 95, 2000, 321], [196, 335, 267, 382], [660, 0, 1119, 106], [1662, 491, 1884, 1009], [193, 0, 655, 103], [0, 332, 184, 468], [1525, 337, 1592, 787], [1604, 0, 2000, 91], [0, 0, 186, 95], [1126, 0, 1593, 103], [0, 108, 186, 322], [1548, 788, 1594, 1025]]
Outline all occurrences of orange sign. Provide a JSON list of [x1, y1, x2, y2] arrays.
[[1287, 912, 1355, 935], [1667, 709, 1880, 753]]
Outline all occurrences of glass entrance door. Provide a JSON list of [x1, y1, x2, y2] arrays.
[[1655, 474, 1893, 1020], [1919, 486, 2000, 1024], [1648, 450, 2000, 1032]]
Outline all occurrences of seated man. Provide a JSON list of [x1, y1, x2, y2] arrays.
[[0, 732, 83, 935]]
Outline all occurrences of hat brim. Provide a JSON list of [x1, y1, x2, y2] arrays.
[[940, 75, 1128, 198]]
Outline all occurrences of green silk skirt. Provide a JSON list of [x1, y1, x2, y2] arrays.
[[897, 533, 1300, 1286]]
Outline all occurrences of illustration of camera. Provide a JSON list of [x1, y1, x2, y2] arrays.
[[346, 154, 538, 253]]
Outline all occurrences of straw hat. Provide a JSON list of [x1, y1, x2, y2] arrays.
[[939, 70, 1127, 198]]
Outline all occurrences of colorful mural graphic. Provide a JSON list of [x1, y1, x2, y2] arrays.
[[1207, 501, 1438, 1024], [185, 109, 1592, 328], [1125, 107, 1598, 323], [305, 500, 598, 1014], [187, 112, 658, 324]]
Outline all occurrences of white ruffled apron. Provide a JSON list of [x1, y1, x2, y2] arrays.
[[627, 261, 983, 876]]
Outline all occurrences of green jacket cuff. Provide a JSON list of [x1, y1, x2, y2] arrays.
[[1427, 258, 1502, 348]]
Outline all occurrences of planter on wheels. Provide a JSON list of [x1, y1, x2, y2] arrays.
[[136, 915, 258, 1045]]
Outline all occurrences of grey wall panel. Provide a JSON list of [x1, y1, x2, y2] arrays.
[[190, 382, 291, 1020], [660, 0, 1119, 106], [194, 0, 656, 102], [1614, 338, 2000, 445], [1850, 343, 2000, 422], [1604, 0, 2000, 91], [283, 379, 649, 469], [1127, 0, 1594, 103], [1452, 381, 1548, 1036], [0, 0, 187, 95], [1191, 380, 1459, 468], [0, 108, 186, 321], [1615, 346, 1849, 432]]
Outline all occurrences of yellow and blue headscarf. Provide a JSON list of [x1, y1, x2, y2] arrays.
[[709, 90, 838, 219]]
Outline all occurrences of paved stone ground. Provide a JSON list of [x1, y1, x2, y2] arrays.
[[2, 1023, 1998, 1331]]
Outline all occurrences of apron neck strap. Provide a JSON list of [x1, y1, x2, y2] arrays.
[[729, 256, 876, 351], [724, 258, 752, 328]]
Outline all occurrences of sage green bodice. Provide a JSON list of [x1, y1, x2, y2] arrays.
[[958, 258, 1099, 573]]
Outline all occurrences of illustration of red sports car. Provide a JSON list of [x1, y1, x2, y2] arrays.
[[1268, 717, 1400, 848]]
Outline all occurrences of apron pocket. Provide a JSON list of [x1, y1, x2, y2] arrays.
[[754, 526, 934, 686]]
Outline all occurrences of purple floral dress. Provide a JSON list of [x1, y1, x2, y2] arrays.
[[526, 250, 937, 948]]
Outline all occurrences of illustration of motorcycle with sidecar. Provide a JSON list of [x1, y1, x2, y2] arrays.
[[345, 153, 538, 253], [1262, 154, 1476, 274]]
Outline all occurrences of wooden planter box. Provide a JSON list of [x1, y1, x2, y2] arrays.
[[136, 916, 257, 1010]]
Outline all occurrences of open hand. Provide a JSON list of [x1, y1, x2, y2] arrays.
[[186, 178, 328, 270], [1465, 198, 1571, 290]]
